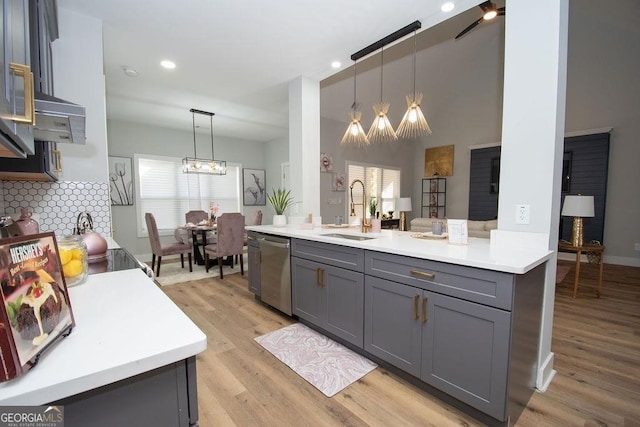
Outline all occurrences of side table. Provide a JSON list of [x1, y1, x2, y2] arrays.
[[558, 241, 605, 298]]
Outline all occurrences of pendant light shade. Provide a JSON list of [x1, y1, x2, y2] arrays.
[[396, 30, 432, 139], [182, 108, 227, 175], [341, 60, 370, 146], [367, 47, 397, 143]]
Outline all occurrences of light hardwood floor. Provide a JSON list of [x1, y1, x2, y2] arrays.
[[161, 260, 640, 426]]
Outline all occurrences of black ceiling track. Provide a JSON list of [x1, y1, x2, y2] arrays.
[[350, 20, 422, 61], [190, 108, 215, 117]]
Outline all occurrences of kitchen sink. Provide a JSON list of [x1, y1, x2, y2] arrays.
[[321, 233, 377, 241]]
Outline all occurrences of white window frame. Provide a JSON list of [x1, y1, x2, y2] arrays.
[[133, 153, 242, 237], [345, 161, 401, 219]]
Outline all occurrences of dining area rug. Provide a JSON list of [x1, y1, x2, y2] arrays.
[[254, 323, 377, 397], [149, 254, 248, 286]]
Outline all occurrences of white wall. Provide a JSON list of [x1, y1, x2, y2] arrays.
[[51, 8, 109, 183], [107, 119, 267, 257]]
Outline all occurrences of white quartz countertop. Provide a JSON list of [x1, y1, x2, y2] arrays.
[[247, 225, 553, 274], [0, 268, 207, 405]]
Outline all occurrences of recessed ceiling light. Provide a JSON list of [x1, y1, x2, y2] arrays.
[[160, 60, 176, 69], [441, 2, 455, 12], [331, 61, 341, 69]]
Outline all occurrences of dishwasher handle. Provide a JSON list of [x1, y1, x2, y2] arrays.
[[258, 238, 290, 249]]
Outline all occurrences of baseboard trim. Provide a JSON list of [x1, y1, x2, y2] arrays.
[[536, 352, 556, 392]]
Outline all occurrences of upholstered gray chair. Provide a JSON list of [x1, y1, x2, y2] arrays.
[[204, 213, 245, 279], [145, 212, 192, 277]]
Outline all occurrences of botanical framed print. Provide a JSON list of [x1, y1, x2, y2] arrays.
[[243, 168, 266, 206], [332, 173, 345, 191], [109, 156, 134, 206]]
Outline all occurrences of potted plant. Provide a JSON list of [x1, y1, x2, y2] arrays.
[[267, 188, 294, 227], [368, 197, 378, 219]]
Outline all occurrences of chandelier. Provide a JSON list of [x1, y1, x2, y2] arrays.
[[182, 108, 227, 175]]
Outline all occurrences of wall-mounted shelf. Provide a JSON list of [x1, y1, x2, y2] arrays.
[[422, 177, 446, 218]]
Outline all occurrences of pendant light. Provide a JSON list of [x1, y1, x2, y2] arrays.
[[340, 60, 370, 146], [182, 108, 227, 175], [367, 46, 397, 144], [396, 29, 432, 139]]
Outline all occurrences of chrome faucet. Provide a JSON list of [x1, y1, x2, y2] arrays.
[[349, 179, 371, 233]]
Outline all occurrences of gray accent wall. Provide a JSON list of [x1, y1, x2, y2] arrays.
[[319, 0, 640, 266]]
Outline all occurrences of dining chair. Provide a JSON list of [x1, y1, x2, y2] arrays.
[[145, 212, 193, 277], [241, 210, 262, 262], [185, 210, 208, 225], [204, 213, 245, 279]]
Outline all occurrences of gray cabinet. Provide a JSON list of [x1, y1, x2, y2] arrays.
[[247, 241, 260, 296], [0, 0, 35, 158], [291, 239, 364, 347], [364, 250, 539, 423]]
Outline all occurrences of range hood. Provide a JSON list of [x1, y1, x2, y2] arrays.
[[33, 92, 86, 145]]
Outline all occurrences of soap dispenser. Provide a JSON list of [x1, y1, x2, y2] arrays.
[[15, 208, 39, 235]]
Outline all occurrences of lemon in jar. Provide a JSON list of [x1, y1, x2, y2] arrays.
[[59, 248, 72, 265], [63, 259, 84, 278], [71, 248, 85, 261]]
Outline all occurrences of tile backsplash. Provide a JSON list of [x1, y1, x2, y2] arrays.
[[1, 181, 111, 236]]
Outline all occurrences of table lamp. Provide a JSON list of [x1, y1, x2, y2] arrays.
[[396, 197, 412, 231], [561, 195, 594, 247]]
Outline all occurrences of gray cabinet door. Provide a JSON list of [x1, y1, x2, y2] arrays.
[[364, 276, 422, 377], [292, 256, 364, 347], [421, 293, 511, 421], [291, 256, 324, 325], [324, 264, 364, 347], [247, 243, 260, 296]]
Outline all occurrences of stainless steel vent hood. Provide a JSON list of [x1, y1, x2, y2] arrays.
[[34, 92, 86, 145]]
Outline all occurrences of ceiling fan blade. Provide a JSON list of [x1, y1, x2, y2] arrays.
[[498, 7, 505, 12], [455, 18, 482, 40], [497, 10, 505, 16]]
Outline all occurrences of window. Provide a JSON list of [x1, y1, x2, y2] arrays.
[[346, 162, 401, 217], [134, 154, 241, 236]]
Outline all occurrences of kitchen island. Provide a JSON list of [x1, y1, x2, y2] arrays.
[[0, 268, 207, 427], [247, 224, 553, 426]]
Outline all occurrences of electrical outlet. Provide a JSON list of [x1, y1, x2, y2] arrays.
[[515, 204, 530, 225]]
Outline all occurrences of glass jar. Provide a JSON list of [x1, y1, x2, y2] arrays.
[[57, 235, 89, 287]]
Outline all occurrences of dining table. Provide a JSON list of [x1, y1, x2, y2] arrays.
[[179, 223, 216, 265]]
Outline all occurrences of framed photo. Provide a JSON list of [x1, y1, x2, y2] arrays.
[[332, 173, 345, 191], [109, 156, 134, 206], [243, 168, 266, 206]]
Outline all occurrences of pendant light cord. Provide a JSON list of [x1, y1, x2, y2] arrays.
[[192, 110, 197, 157], [210, 114, 215, 159], [352, 60, 357, 110], [412, 29, 417, 97], [379, 47, 384, 102]]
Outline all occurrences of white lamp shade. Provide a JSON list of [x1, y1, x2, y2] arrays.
[[396, 197, 412, 212], [561, 195, 594, 217]]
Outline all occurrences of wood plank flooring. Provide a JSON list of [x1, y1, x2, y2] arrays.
[[161, 260, 640, 426]]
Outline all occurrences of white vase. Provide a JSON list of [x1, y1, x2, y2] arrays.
[[273, 214, 287, 227]]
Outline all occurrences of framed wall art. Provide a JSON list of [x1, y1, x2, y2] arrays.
[[243, 168, 266, 206], [332, 173, 346, 191], [320, 153, 333, 172], [109, 156, 134, 206], [424, 145, 454, 177]]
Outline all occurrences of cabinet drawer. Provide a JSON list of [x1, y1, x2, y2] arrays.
[[365, 251, 514, 310], [291, 239, 364, 272]]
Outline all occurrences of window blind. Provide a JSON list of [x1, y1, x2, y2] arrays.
[[135, 154, 241, 234], [347, 162, 401, 216]]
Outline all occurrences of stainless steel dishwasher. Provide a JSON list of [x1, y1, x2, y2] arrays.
[[249, 231, 291, 315]]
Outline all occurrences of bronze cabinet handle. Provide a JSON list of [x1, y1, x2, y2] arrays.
[[5, 63, 35, 124], [410, 269, 435, 279], [317, 268, 324, 287], [413, 295, 420, 320], [422, 296, 428, 323], [53, 149, 63, 172]]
